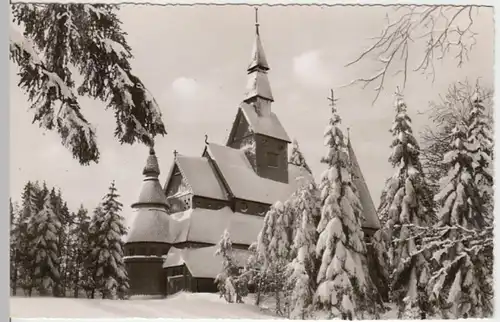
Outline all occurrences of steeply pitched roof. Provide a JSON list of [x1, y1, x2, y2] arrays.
[[163, 245, 251, 278], [348, 139, 381, 230], [173, 155, 228, 201], [205, 143, 312, 205], [240, 102, 291, 142]]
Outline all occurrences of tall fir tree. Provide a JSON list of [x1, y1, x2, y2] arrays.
[[215, 230, 246, 303], [88, 181, 129, 299], [375, 92, 433, 318], [425, 124, 493, 318], [27, 184, 62, 296], [314, 91, 377, 319], [289, 139, 313, 175], [68, 205, 91, 298], [17, 181, 41, 295], [287, 181, 321, 319]]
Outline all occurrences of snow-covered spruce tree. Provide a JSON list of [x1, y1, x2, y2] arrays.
[[215, 229, 246, 303], [27, 185, 62, 296], [424, 124, 493, 318], [375, 92, 433, 318], [315, 93, 378, 320], [88, 181, 129, 299], [241, 242, 268, 306], [10, 4, 166, 165], [466, 90, 494, 221], [287, 181, 321, 319], [67, 205, 91, 298], [289, 139, 313, 175]]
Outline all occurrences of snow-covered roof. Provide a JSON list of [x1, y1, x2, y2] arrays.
[[127, 206, 265, 246], [240, 102, 291, 143], [163, 246, 251, 278], [174, 155, 228, 201], [132, 178, 169, 208], [248, 33, 269, 71], [348, 140, 381, 230], [206, 143, 312, 205], [169, 207, 264, 245], [244, 71, 273, 102], [126, 207, 171, 243]]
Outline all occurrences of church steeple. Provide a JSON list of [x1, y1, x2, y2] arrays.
[[243, 8, 274, 105]]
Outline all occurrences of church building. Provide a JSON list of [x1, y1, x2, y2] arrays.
[[123, 11, 381, 297]]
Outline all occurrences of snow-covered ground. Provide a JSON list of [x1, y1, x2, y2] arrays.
[[11, 292, 399, 319], [10, 292, 277, 319]]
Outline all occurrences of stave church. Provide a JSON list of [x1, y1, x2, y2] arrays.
[[123, 10, 382, 297]]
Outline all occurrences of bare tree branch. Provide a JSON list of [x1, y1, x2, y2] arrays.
[[347, 5, 483, 104]]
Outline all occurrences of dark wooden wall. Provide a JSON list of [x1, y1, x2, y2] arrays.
[[125, 257, 165, 296]]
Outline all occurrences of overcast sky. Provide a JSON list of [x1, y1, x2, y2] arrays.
[[10, 5, 494, 222]]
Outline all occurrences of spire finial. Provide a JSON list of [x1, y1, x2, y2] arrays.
[[347, 127, 351, 142], [148, 139, 155, 155], [173, 150, 178, 158], [255, 7, 260, 35], [205, 134, 209, 145], [327, 89, 338, 112]]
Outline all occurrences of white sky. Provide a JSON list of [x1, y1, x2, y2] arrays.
[[9, 5, 494, 221]]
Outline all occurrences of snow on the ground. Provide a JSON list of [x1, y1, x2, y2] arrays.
[[10, 292, 277, 319], [11, 292, 400, 319]]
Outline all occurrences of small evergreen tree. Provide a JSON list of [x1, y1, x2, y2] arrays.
[[289, 139, 313, 174], [287, 182, 321, 319], [425, 124, 493, 318], [215, 230, 246, 303], [88, 181, 129, 299], [27, 185, 62, 296], [257, 201, 291, 315], [376, 92, 433, 318], [315, 91, 378, 319]]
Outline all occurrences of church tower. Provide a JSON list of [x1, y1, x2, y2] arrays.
[[227, 8, 291, 183]]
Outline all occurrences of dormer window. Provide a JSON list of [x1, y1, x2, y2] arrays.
[[267, 152, 279, 167], [241, 202, 248, 213]]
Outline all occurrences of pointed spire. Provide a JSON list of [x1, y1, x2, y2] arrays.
[[247, 7, 269, 73], [244, 8, 274, 104]]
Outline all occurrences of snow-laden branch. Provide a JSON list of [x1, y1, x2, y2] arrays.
[[10, 23, 99, 165]]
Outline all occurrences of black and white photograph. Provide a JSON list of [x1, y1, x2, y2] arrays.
[[8, 1, 494, 319]]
